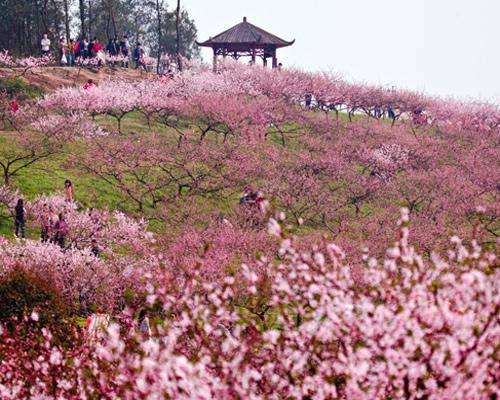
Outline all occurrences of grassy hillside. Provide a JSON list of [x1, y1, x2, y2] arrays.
[[1, 67, 497, 257]]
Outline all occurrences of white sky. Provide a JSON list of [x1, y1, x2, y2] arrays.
[[181, 0, 500, 102]]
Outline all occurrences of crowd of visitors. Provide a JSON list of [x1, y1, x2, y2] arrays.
[[8, 180, 262, 343], [239, 187, 266, 210], [14, 182, 266, 245], [11, 179, 101, 254], [40, 32, 147, 70], [239, 187, 269, 224]]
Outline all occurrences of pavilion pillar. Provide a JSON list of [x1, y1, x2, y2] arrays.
[[212, 48, 218, 72], [251, 48, 256, 65], [272, 48, 278, 69]]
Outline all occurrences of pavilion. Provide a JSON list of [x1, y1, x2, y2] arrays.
[[196, 17, 295, 71]]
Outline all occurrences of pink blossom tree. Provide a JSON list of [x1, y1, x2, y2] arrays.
[[0, 210, 497, 399]]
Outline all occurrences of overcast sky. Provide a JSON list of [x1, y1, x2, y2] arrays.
[[181, 0, 500, 102]]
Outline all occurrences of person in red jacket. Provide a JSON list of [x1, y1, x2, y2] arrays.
[[92, 39, 104, 66], [9, 98, 20, 113], [83, 79, 95, 90], [73, 39, 80, 56]]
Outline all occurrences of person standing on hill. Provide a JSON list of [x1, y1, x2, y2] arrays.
[[67, 39, 75, 66], [41, 33, 51, 57], [133, 43, 146, 70], [120, 35, 131, 68], [106, 38, 118, 56], [92, 39, 104, 66], [90, 238, 100, 257], [73, 38, 81, 58], [92, 38, 103, 55], [9, 98, 20, 114], [305, 93, 312, 108], [138, 309, 151, 338], [83, 79, 95, 90], [78, 37, 89, 59], [53, 213, 69, 249], [59, 36, 67, 65], [14, 199, 26, 239], [64, 179, 74, 202], [88, 38, 95, 59]]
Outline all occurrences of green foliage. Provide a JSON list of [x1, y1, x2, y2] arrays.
[[0, 77, 44, 99], [0, 0, 61, 55], [0, 264, 70, 327], [0, 0, 199, 58], [0, 136, 129, 238]]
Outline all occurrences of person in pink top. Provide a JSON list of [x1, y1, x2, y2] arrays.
[[53, 213, 69, 249], [64, 179, 74, 202]]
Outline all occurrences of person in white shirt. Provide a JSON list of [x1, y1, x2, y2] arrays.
[[138, 309, 152, 337], [41, 33, 51, 57], [120, 35, 131, 67]]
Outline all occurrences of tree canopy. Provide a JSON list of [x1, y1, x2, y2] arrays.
[[0, 0, 199, 59]]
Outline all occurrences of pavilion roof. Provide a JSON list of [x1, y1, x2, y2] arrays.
[[197, 17, 295, 48]]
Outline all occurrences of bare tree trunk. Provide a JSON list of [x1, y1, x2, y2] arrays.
[[111, 6, 117, 38], [79, 0, 86, 36], [156, 0, 162, 74], [134, 15, 140, 44], [51, 0, 64, 42], [176, 0, 182, 71], [3, 169, 10, 186], [88, 0, 92, 38], [105, 5, 111, 40], [41, 0, 49, 35], [64, 0, 71, 40]]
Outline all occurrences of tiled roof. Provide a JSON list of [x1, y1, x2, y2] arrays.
[[197, 17, 294, 48]]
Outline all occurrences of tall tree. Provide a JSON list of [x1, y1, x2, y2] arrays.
[[88, 0, 92, 37], [143, 6, 198, 61], [0, 0, 64, 55], [156, 0, 163, 74], [0, 0, 199, 59], [79, 0, 86, 36], [176, 0, 182, 70], [63, 0, 71, 40]]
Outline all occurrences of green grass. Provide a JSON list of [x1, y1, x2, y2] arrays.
[[0, 108, 404, 244], [0, 104, 358, 243], [0, 76, 45, 99], [0, 110, 244, 239], [0, 136, 130, 238]]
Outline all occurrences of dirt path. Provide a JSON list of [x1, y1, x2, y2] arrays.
[[0, 66, 151, 93]]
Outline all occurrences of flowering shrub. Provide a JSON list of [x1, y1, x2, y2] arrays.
[[0, 210, 498, 399], [166, 216, 274, 283], [28, 193, 155, 253], [1, 59, 498, 399], [0, 240, 128, 313], [0, 264, 70, 326], [0, 189, 157, 313], [367, 143, 410, 181], [39, 60, 500, 138], [30, 112, 107, 139], [0, 184, 19, 211], [0, 50, 53, 76]]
